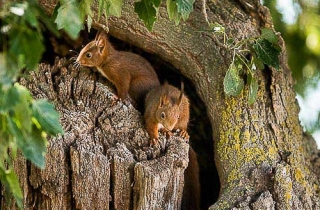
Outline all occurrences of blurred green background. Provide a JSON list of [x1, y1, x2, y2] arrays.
[[263, 0, 320, 147]]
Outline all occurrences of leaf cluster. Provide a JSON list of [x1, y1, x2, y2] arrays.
[[1, 1, 58, 75], [0, 1, 65, 207], [0, 85, 63, 206], [210, 25, 282, 104], [134, 0, 195, 31], [54, 0, 123, 38]]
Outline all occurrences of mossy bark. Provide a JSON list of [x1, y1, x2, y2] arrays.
[[101, 0, 320, 208], [103, 1, 320, 209], [1, 0, 320, 209]]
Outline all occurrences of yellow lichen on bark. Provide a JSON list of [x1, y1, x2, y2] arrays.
[[217, 83, 280, 191]]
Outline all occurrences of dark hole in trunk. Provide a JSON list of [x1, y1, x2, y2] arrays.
[[41, 28, 220, 209]]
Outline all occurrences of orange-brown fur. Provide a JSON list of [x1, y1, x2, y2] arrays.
[[144, 82, 200, 209], [144, 82, 189, 146], [76, 30, 160, 105]]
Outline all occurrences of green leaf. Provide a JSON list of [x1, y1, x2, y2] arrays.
[[248, 73, 258, 105], [36, 4, 60, 37], [0, 53, 7, 81], [167, 0, 182, 25], [0, 85, 19, 112], [107, 0, 123, 17], [24, 2, 40, 28], [79, 0, 93, 18], [227, 38, 234, 45], [8, 114, 48, 169], [0, 114, 10, 162], [252, 54, 265, 70], [97, 0, 123, 19], [98, 0, 107, 19], [79, 0, 93, 32], [134, 0, 161, 31], [261, 28, 278, 44], [13, 84, 33, 133], [0, 168, 23, 208], [223, 62, 244, 96], [32, 99, 63, 136], [9, 27, 44, 70], [234, 56, 245, 73], [55, 0, 83, 39], [176, 0, 195, 20], [98, 0, 104, 18], [252, 39, 281, 70], [98, 0, 109, 24], [0, 53, 18, 84], [27, 125, 48, 169]]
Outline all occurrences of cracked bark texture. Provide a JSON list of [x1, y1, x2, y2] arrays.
[[1, 58, 189, 210], [1, 0, 320, 209]]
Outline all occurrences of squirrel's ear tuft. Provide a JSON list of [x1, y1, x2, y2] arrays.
[[96, 30, 107, 53], [159, 95, 169, 108]]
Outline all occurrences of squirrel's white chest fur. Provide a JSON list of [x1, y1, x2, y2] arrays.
[[157, 123, 164, 130]]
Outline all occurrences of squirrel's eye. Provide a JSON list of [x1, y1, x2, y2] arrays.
[[160, 112, 165, 119], [86, 52, 92, 58]]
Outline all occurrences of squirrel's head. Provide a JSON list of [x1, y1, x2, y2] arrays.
[[156, 89, 183, 131], [75, 30, 110, 68]]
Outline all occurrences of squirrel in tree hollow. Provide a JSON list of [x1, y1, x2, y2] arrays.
[[144, 81, 201, 209], [144, 81, 189, 146], [75, 30, 160, 107]]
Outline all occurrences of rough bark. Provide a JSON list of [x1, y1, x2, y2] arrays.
[[1, 58, 189, 209], [104, 1, 320, 209], [1, 0, 320, 209]]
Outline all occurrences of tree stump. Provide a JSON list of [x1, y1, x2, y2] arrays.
[[0, 58, 189, 210]]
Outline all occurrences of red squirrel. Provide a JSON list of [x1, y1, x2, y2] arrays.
[[144, 82, 189, 146], [144, 81, 200, 209], [75, 30, 160, 107]]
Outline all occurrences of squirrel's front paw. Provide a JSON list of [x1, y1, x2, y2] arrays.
[[150, 138, 160, 147], [179, 130, 189, 140], [165, 131, 173, 139], [159, 128, 173, 139]]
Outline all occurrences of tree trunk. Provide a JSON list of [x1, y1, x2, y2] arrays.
[[1, 0, 320, 209], [1, 58, 189, 210]]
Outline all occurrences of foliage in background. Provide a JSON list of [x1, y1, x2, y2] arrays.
[[201, 24, 281, 104], [134, 0, 195, 31], [54, 0, 195, 36], [0, 1, 64, 207], [263, 0, 320, 134]]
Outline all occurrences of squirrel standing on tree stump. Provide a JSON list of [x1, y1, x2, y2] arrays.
[[74, 30, 160, 108], [144, 81, 201, 210], [144, 81, 190, 146]]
